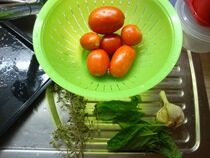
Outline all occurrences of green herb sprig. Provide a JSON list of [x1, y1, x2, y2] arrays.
[[47, 83, 90, 158]]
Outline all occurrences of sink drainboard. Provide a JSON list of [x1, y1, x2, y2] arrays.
[[0, 49, 200, 158]]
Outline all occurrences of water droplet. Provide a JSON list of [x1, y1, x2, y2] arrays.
[[0, 67, 6, 73], [11, 86, 15, 91], [0, 56, 4, 62], [12, 65, 19, 72], [12, 60, 16, 65], [6, 77, 10, 81], [0, 83, 7, 89], [43, 107, 47, 112], [19, 91, 24, 95], [1, 37, 4, 40]]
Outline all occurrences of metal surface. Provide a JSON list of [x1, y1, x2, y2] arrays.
[[83, 50, 200, 154], [0, 49, 203, 158], [0, 1, 43, 21], [0, 23, 51, 136], [0, 1, 37, 3]]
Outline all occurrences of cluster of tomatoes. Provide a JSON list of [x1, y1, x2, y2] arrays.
[[80, 6, 142, 78]]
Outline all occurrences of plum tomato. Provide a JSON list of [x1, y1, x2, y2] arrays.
[[110, 45, 136, 78], [88, 6, 125, 34], [86, 49, 110, 77], [80, 32, 101, 50], [100, 34, 122, 56], [121, 24, 142, 46]]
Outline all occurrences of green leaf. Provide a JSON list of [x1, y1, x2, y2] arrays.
[[107, 125, 142, 151], [93, 95, 182, 158], [94, 96, 143, 122], [159, 131, 182, 158], [114, 111, 144, 124], [126, 127, 159, 151], [120, 122, 164, 151]]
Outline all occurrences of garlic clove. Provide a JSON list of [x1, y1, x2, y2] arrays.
[[156, 106, 169, 125], [175, 107, 185, 127], [156, 91, 185, 128]]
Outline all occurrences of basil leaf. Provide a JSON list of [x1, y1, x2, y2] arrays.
[[159, 131, 182, 158], [94, 96, 141, 121], [107, 125, 142, 151]]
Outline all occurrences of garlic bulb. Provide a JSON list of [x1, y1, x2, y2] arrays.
[[156, 91, 185, 128]]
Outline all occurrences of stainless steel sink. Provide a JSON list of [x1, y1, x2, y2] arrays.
[[0, 12, 210, 158], [10, 15, 36, 38]]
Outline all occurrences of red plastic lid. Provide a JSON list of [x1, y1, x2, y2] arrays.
[[186, 0, 210, 27]]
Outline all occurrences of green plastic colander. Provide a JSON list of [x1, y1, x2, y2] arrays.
[[33, 0, 183, 100]]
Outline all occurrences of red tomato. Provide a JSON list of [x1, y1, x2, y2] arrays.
[[110, 45, 136, 77], [87, 49, 110, 76], [88, 6, 125, 34], [121, 24, 143, 46], [80, 32, 101, 50], [100, 34, 122, 56]]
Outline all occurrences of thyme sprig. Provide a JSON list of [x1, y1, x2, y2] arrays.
[[47, 83, 90, 158]]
